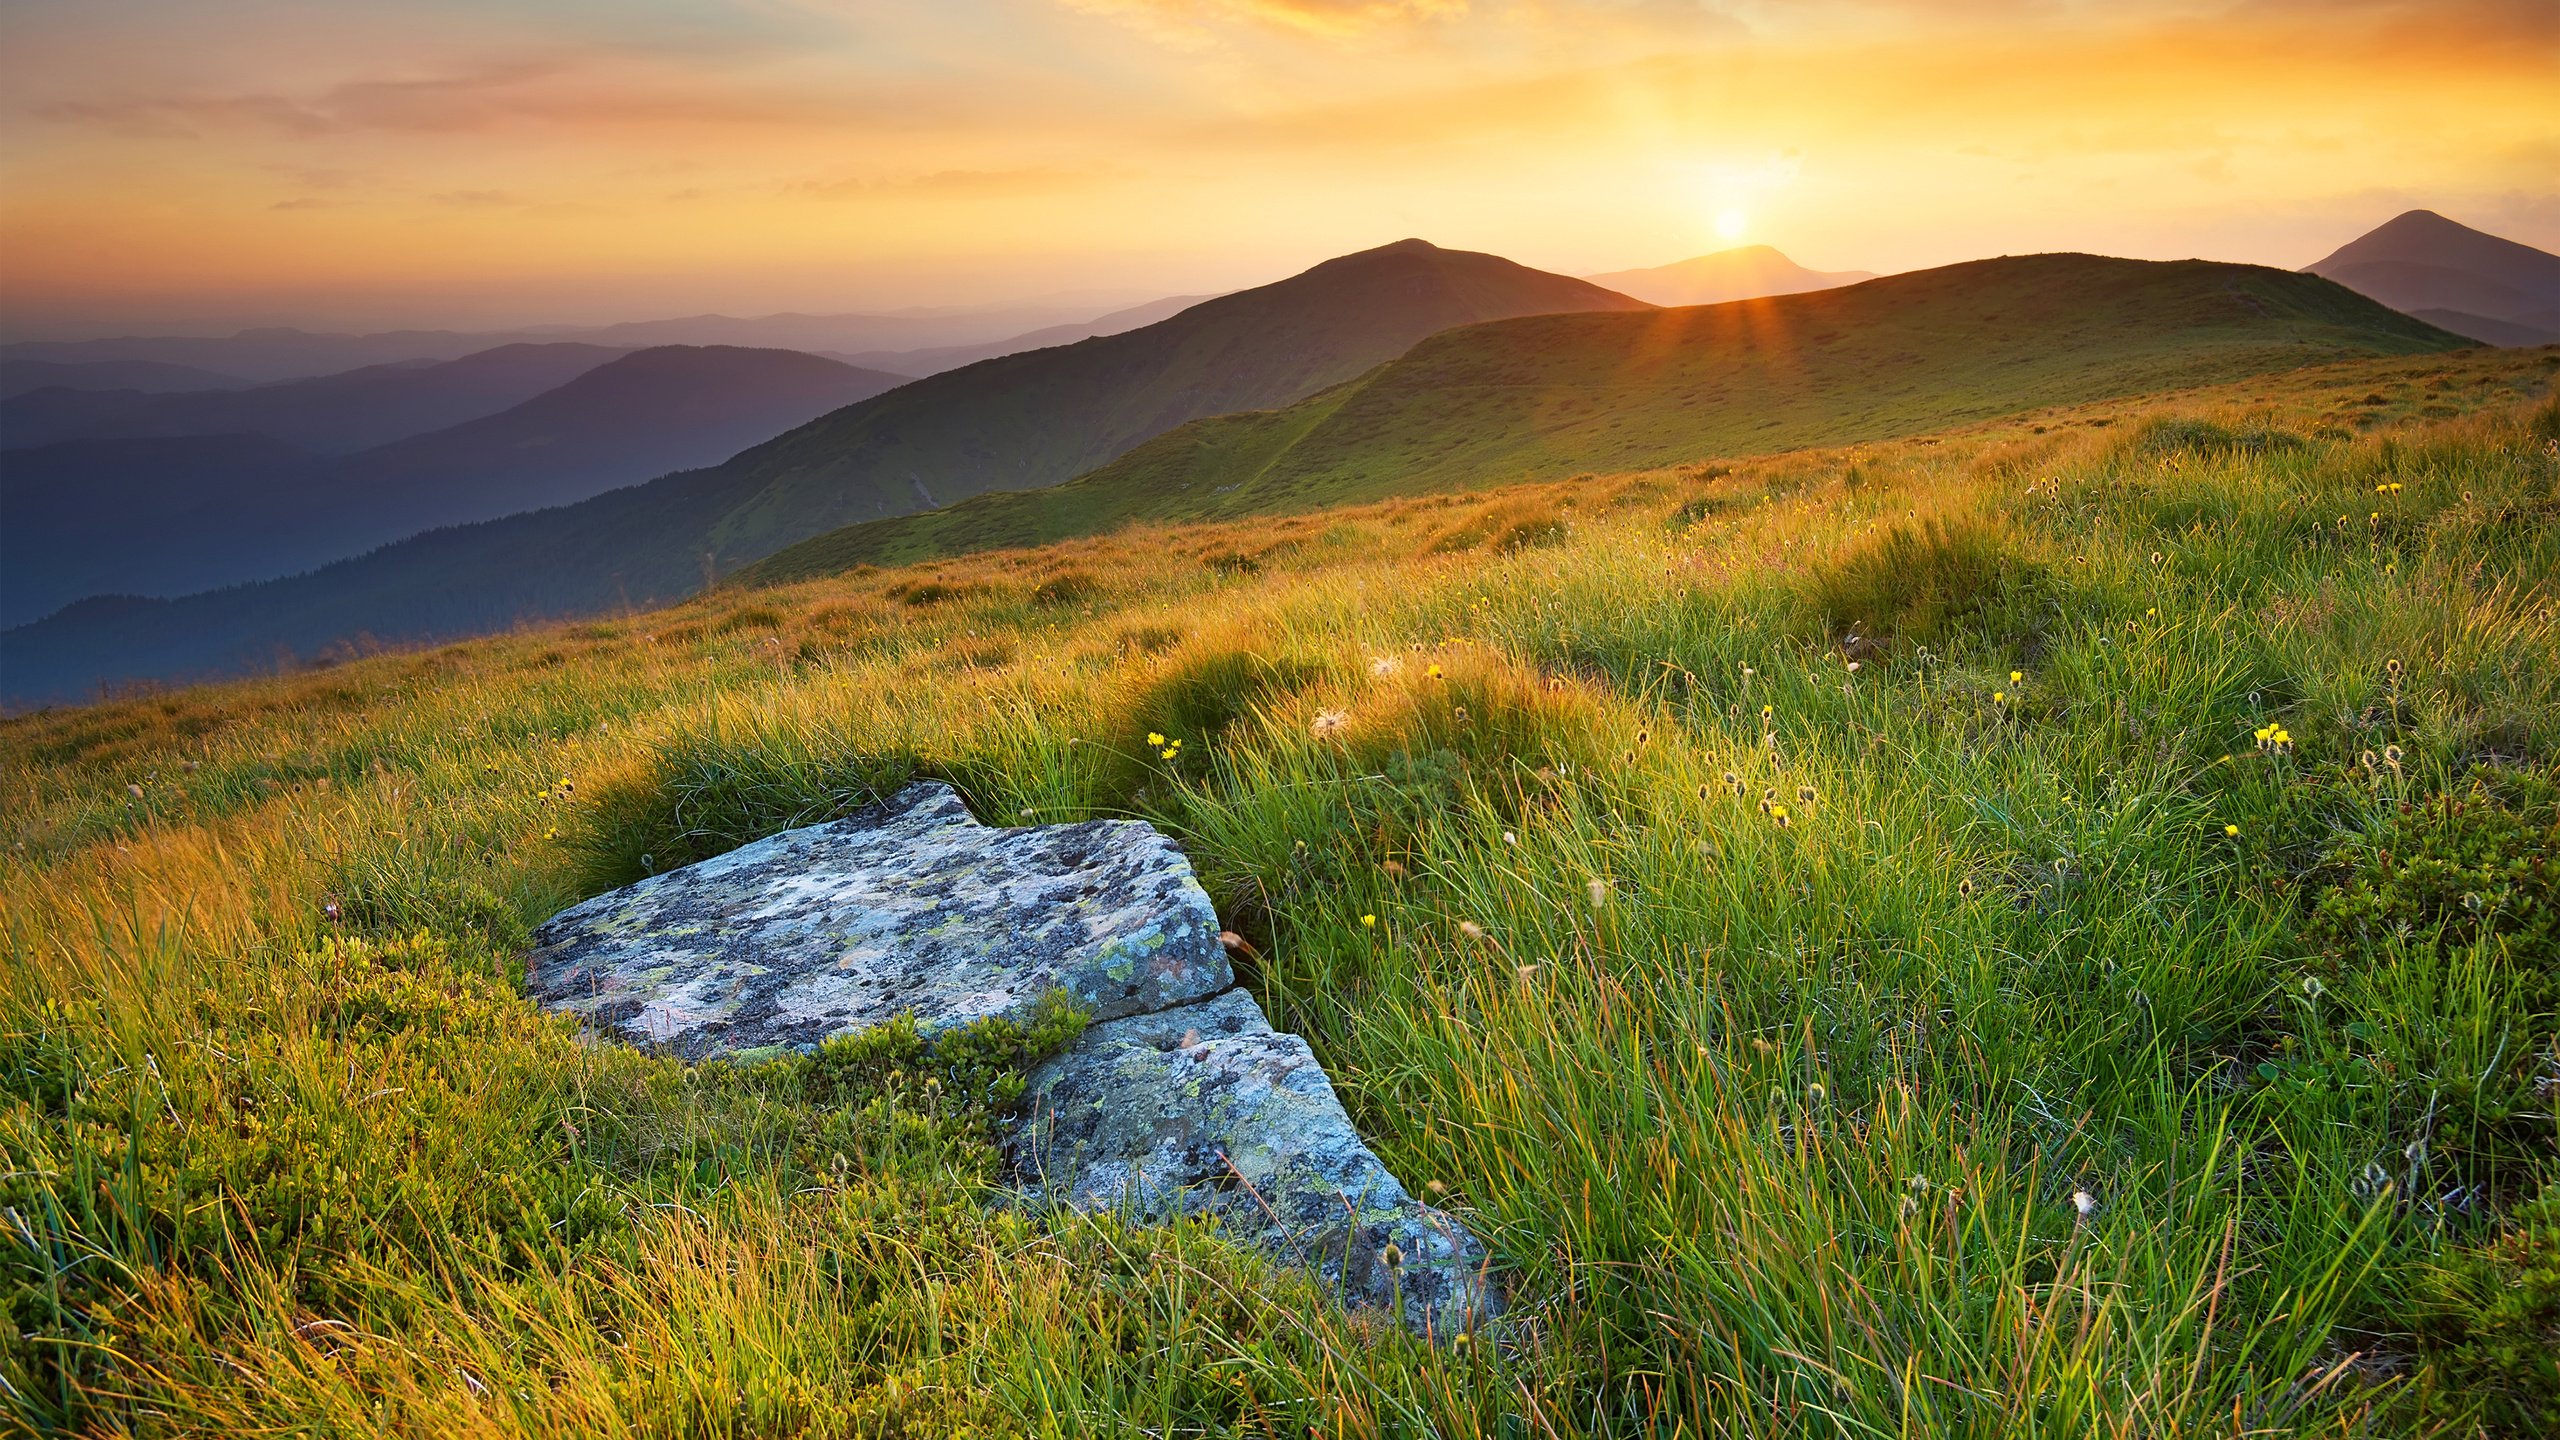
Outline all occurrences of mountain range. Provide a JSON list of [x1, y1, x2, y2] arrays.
[[741, 254, 2472, 581], [1584, 245, 1874, 306], [0, 358, 253, 403], [2306, 210, 2560, 346], [3, 215, 2548, 711], [0, 342, 630, 454], [0, 241, 1649, 703], [0, 347, 905, 628], [0, 299, 1159, 385]]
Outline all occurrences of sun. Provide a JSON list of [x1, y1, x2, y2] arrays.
[[1715, 206, 1749, 242]]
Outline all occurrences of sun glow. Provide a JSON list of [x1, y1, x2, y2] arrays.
[[1715, 207, 1749, 242]]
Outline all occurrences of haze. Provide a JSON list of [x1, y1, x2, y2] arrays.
[[3, 0, 2555, 337]]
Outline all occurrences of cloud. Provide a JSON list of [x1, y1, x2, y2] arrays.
[[431, 188, 528, 207], [783, 166, 1120, 202], [30, 54, 918, 141], [1063, 0, 1471, 39]]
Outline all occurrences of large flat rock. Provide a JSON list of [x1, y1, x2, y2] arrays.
[[526, 779, 1493, 1334], [525, 781, 1230, 1059], [1008, 989, 1493, 1336]]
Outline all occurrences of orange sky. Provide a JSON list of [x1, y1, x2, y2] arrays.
[[2, 0, 2554, 336]]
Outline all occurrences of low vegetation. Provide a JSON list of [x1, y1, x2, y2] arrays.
[[5, 346, 2557, 1435]]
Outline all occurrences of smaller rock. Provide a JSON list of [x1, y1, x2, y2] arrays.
[[1009, 988, 1493, 1336]]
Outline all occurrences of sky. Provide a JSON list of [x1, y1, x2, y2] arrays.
[[1, 0, 2554, 337]]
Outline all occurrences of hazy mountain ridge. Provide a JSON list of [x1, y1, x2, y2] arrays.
[[1583, 245, 1875, 307], [0, 343, 631, 454], [0, 298, 1177, 384], [0, 358, 253, 402], [0, 346, 905, 629], [2306, 210, 2560, 345]]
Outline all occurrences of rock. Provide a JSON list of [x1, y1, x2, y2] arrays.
[[1008, 988, 1494, 1336], [525, 780, 1231, 1059], [525, 779, 1493, 1334]]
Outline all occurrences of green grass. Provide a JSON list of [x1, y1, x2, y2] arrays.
[[5, 348, 2558, 1436], [740, 255, 2476, 583]]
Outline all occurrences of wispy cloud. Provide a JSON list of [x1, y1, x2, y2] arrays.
[[1064, 0, 1471, 39], [1, 0, 2550, 333], [32, 54, 920, 141], [784, 165, 1123, 201]]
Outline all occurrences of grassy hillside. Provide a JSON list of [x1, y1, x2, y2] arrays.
[[696, 239, 1648, 558], [7, 346, 2556, 1436], [742, 255, 2471, 582]]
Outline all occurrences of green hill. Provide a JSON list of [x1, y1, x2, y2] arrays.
[[694, 239, 1648, 557], [740, 254, 2471, 582]]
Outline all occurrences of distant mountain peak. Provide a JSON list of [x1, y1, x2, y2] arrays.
[[1583, 246, 1874, 309], [2305, 209, 2560, 347]]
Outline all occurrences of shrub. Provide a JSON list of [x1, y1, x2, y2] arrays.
[[2136, 417, 2308, 460], [1427, 500, 1565, 555], [1031, 570, 1104, 607], [712, 605, 787, 634], [1490, 515, 1569, 553], [2411, 1184, 2560, 1435], [1666, 495, 1736, 528], [1120, 635, 1330, 779], [2308, 766, 2560, 993], [1809, 516, 2046, 646], [1327, 650, 1620, 833], [888, 579, 988, 607], [567, 732, 918, 888]]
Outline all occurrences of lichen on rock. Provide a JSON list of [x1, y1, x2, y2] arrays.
[[1007, 988, 1494, 1337], [526, 781, 1231, 1059], [525, 778, 1493, 1334]]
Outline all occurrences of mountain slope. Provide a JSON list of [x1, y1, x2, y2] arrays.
[[0, 436, 342, 626], [1584, 245, 1874, 307], [0, 347, 906, 628], [0, 343, 630, 454], [695, 240, 1651, 557], [0, 358, 251, 402], [0, 242, 1646, 705], [740, 255, 2474, 581], [831, 294, 1220, 377], [329, 346, 910, 535], [0, 302, 1157, 384], [2306, 210, 2560, 345]]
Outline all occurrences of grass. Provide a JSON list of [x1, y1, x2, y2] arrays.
[[739, 256, 2475, 582], [4, 345, 2558, 1436]]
